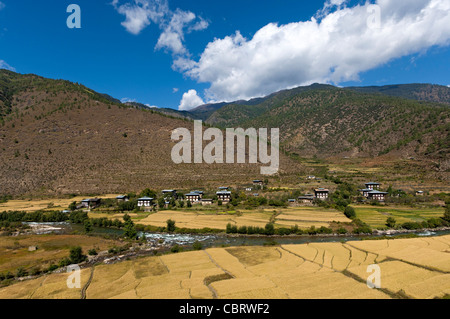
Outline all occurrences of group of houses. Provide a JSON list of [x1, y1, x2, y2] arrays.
[[134, 187, 232, 211], [290, 188, 330, 206], [358, 182, 389, 201], [289, 181, 392, 206], [135, 189, 178, 210], [75, 179, 427, 212]]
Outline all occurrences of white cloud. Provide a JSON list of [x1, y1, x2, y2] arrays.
[[189, 17, 209, 32], [155, 9, 196, 55], [113, 0, 208, 56], [172, 87, 179, 93], [0, 60, 15, 72], [122, 97, 158, 108], [175, 0, 450, 102], [121, 97, 137, 103], [178, 89, 204, 111], [0, 2, 5, 10], [316, 0, 349, 19], [112, 0, 168, 35]]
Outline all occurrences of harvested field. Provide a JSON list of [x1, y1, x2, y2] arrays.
[[136, 207, 349, 230], [1, 235, 449, 299], [138, 210, 273, 230], [0, 234, 122, 274], [274, 207, 351, 229], [0, 195, 121, 212], [0, 268, 91, 299]]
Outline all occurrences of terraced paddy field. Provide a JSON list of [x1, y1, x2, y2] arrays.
[[1, 235, 449, 299], [133, 207, 351, 230], [352, 205, 445, 229], [272, 207, 351, 228], [0, 195, 121, 212], [0, 235, 122, 274]]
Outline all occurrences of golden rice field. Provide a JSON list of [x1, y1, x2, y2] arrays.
[[135, 207, 351, 230], [0, 195, 121, 212], [1, 235, 449, 299], [272, 207, 351, 228], [0, 235, 122, 274]]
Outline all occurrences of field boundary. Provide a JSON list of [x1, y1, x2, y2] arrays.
[[81, 266, 95, 299]]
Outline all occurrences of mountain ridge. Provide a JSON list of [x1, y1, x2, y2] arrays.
[[0, 70, 302, 196]]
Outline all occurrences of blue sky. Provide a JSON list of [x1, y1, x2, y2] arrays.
[[0, 0, 449, 110]]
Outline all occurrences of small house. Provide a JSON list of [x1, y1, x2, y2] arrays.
[[253, 180, 264, 186], [365, 182, 380, 190], [81, 198, 101, 209], [216, 191, 231, 203], [116, 195, 129, 202], [416, 191, 424, 196], [245, 187, 253, 192], [218, 186, 229, 191], [307, 175, 316, 180], [359, 189, 373, 198], [367, 190, 388, 202], [185, 192, 202, 204], [201, 199, 213, 206], [137, 197, 155, 207], [298, 195, 314, 205], [314, 188, 329, 200]]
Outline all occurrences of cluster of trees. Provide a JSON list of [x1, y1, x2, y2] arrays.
[[340, 206, 373, 234], [0, 210, 70, 231], [225, 223, 337, 236]]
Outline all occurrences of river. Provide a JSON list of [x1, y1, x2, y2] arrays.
[[20, 222, 450, 248]]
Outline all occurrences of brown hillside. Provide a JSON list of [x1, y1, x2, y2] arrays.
[[0, 74, 303, 196]]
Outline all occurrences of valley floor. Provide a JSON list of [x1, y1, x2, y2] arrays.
[[1, 234, 449, 299]]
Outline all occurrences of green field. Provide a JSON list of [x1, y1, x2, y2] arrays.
[[352, 205, 445, 229]]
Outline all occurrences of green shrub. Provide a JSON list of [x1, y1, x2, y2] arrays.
[[264, 223, 275, 235], [237, 226, 248, 234], [16, 267, 28, 278], [171, 244, 182, 253], [386, 217, 396, 228], [69, 246, 87, 264], [275, 227, 291, 235], [401, 222, 421, 230], [192, 241, 203, 250], [344, 206, 356, 219], [226, 223, 238, 234], [166, 219, 176, 232], [47, 264, 58, 272], [426, 218, 443, 228]]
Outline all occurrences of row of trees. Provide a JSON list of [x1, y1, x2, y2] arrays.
[[225, 223, 338, 236]]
